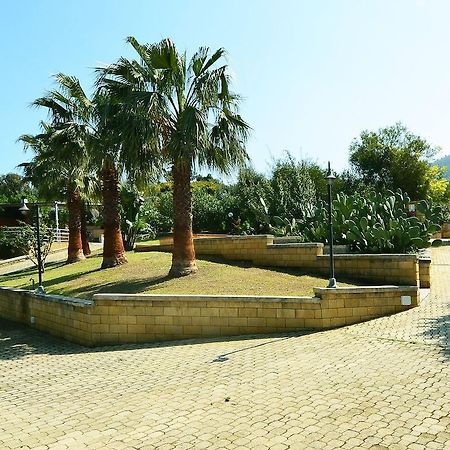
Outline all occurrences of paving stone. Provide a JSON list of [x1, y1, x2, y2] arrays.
[[1, 247, 450, 448]]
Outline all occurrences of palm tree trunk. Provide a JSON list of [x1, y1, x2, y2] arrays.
[[67, 186, 85, 263], [169, 162, 198, 276], [101, 164, 127, 268], [80, 200, 91, 256]]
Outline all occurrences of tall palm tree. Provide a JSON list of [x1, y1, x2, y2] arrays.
[[22, 74, 96, 263], [19, 121, 94, 263], [98, 37, 250, 276], [80, 200, 91, 256], [91, 85, 160, 268], [27, 73, 150, 269]]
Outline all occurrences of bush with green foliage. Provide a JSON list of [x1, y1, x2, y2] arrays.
[[136, 188, 173, 236], [192, 188, 226, 233], [108, 148, 449, 253], [0, 231, 25, 259], [0, 225, 54, 265], [270, 154, 316, 219], [120, 184, 156, 248], [225, 155, 320, 234]]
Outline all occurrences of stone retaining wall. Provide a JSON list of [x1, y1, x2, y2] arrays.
[[418, 257, 431, 288], [0, 287, 94, 346], [0, 285, 419, 346], [136, 235, 422, 286]]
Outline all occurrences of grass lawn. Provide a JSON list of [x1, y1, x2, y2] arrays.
[[135, 239, 160, 246], [0, 251, 356, 299]]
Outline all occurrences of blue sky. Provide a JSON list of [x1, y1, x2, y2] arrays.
[[1, 0, 450, 176]]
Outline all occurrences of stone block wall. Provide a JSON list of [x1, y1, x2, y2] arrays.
[[315, 286, 418, 328], [136, 235, 422, 286], [0, 285, 418, 347], [0, 287, 93, 345], [418, 257, 431, 288]]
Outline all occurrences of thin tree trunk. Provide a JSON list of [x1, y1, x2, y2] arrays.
[[101, 164, 127, 268], [169, 162, 198, 276], [67, 186, 85, 263], [80, 200, 91, 256]]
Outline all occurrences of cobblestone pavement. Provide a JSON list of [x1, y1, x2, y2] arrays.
[[0, 249, 449, 449]]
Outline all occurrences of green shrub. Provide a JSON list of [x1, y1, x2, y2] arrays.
[[192, 189, 226, 233], [0, 231, 25, 259], [270, 154, 316, 219]]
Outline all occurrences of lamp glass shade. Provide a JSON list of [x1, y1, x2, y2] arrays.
[[19, 204, 30, 214], [326, 175, 336, 185]]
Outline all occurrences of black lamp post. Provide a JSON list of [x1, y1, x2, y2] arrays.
[[326, 162, 337, 288], [19, 199, 45, 295]]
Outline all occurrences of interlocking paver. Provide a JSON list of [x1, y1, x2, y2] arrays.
[[1, 247, 450, 448]]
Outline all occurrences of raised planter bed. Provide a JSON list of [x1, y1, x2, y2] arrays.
[[0, 284, 419, 346]]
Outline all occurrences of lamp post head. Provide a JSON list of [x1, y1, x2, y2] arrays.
[[326, 173, 336, 186], [325, 161, 336, 186], [19, 198, 30, 215]]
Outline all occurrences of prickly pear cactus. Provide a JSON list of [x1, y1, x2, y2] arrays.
[[297, 189, 445, 253]]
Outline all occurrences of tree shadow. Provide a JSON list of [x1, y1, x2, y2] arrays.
[[65, 274, 175, 298], [197, 255, 370, 286], [1, 253, 369, 299], [0, 317, 316, 361], [0, 260, 67, 281], [0, 265, 40, 280], [0, 262, 104, 293], [420, 310, 450, 359]]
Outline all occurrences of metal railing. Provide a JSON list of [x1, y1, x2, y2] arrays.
[[0, 226, 70, 243]]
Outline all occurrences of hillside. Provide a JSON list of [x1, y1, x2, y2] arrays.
[[434, 154, 450, 180]]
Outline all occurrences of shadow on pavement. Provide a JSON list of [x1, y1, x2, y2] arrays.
[[0, 318, 316, 362], [421, 310, 450, 359]]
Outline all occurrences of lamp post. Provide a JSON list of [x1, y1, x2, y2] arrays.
[[227, 212, 234, 234], [326, 162, 337, 288], [19, 199, 45, 295]]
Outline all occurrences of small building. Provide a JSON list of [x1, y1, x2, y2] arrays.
[[0, 204, 26, 227]]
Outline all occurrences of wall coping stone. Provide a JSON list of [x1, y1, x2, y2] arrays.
[[314, 285, 417, 295], [34, 293, 94, 307], [0, 286, 93, 307], [267, 243, 323, 249], [193, 234, 273, 242], [317, 254, 417, 260], [93, 293, 321, 304]]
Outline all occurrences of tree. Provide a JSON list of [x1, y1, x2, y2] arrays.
[[434, 154, 450, 180], [269, 153, 316, 219], [349, 123, 448, 201], [19, 74, 99, 263], [92, 82, 160, 268], [0, 173, 35, 203], [98, 37, 250, 276], [26, 73, 154, 268], [19, 120, 93, 263]]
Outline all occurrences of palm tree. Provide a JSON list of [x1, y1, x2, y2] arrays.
[[98, 37, 250, 276], [91, 86, 161, 268], [20, 74, 100, 263], [19, 121, 93, 263], [27, 73, 149, 269], [80, 200, 91, 256]]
